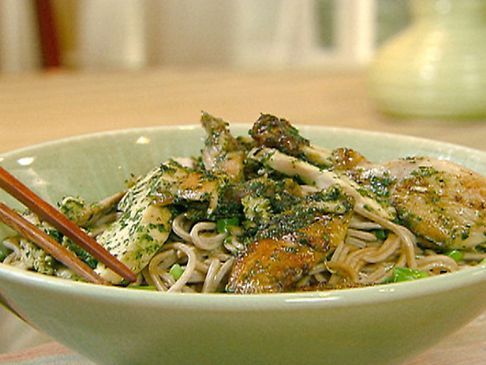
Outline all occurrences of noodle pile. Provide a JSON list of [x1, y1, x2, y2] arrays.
[[138, 209, 461, 293]]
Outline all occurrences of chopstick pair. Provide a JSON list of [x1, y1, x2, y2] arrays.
[[0, 166, 136, 284]]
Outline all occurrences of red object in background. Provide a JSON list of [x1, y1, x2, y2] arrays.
[[34, 0, 61, 69]]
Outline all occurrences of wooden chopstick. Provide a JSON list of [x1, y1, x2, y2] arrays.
[[0, 202, 106, 284], [0, 166, 136, 282]]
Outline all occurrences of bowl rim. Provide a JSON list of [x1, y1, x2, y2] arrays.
[[1, 123, 485, 160], [1, 262, 484, 310], [0, 124, 485, 310]]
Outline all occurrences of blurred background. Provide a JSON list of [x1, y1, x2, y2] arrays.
[[0, 0, 410, 73]]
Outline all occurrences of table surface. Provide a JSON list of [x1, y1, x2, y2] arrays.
[[0, 68, 484, 364]]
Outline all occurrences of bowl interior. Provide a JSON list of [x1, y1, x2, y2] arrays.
[[0, 125, 485, 365]]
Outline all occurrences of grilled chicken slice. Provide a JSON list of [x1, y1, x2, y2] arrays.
[[250, 114, 311, 156], [329, 147, 371, 171], [385, 157, 486, 249], [226, 238, 326, 294], [250, 147, 394, 220], [227, 188, 353, 293], [249, 113, 336, 168], [201, 112, 245, 180], [156, 160, 221, 214], [95, 167, 173, 282], [321, 154, 486, 250], [249, 113, 373, 171], [255, 191, 353, 252], [284, 213, 352, 251], [96, 160, 226, 282], [248, 114, 395, 216], [59, 192, 125, 228]]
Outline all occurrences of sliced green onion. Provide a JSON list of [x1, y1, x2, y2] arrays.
[[373, 229, 388, 241], [216, 217, 240, 234], [0, 243, 11, 262], [389, 267, 429, 283], [446, 250, 464, 262], [127, 285, 157, 291], [169, 264, 184, 280]]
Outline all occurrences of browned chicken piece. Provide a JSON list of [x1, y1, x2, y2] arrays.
[[226, 238, 326, 294], [329, 153, 486, 249], [385, 157, 486, 249], [173, 170, 219, 207], [255, 203, 353, 252], [156, 160, 221, 213], [329, 147, 371, 171], [59, 191, 125, 228], [228, 191, 353, 293], [249, 113, 310, 156], [286, 212, 352, 251], [201, 112, 245, 180], [249, 114, 370, 170]]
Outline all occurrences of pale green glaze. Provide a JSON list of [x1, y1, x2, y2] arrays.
[[0, 126, 485, 365], [368, 0, 486, 119]]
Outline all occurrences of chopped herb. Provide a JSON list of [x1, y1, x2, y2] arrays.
[[373, 229, 388, 241], [46, 229, 63, 243], [363, 204, 372, 212], [62, 237, 98, 269], [0, 243, 11, 262], [369, 173, 394, 197], [216, 217, 240, 233], [411, 166, 439, 177]]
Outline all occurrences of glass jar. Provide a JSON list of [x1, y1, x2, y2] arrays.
[[368, 0, 486, 120]]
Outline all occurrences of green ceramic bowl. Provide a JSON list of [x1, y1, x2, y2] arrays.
[[0, 126, 485, 365]]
